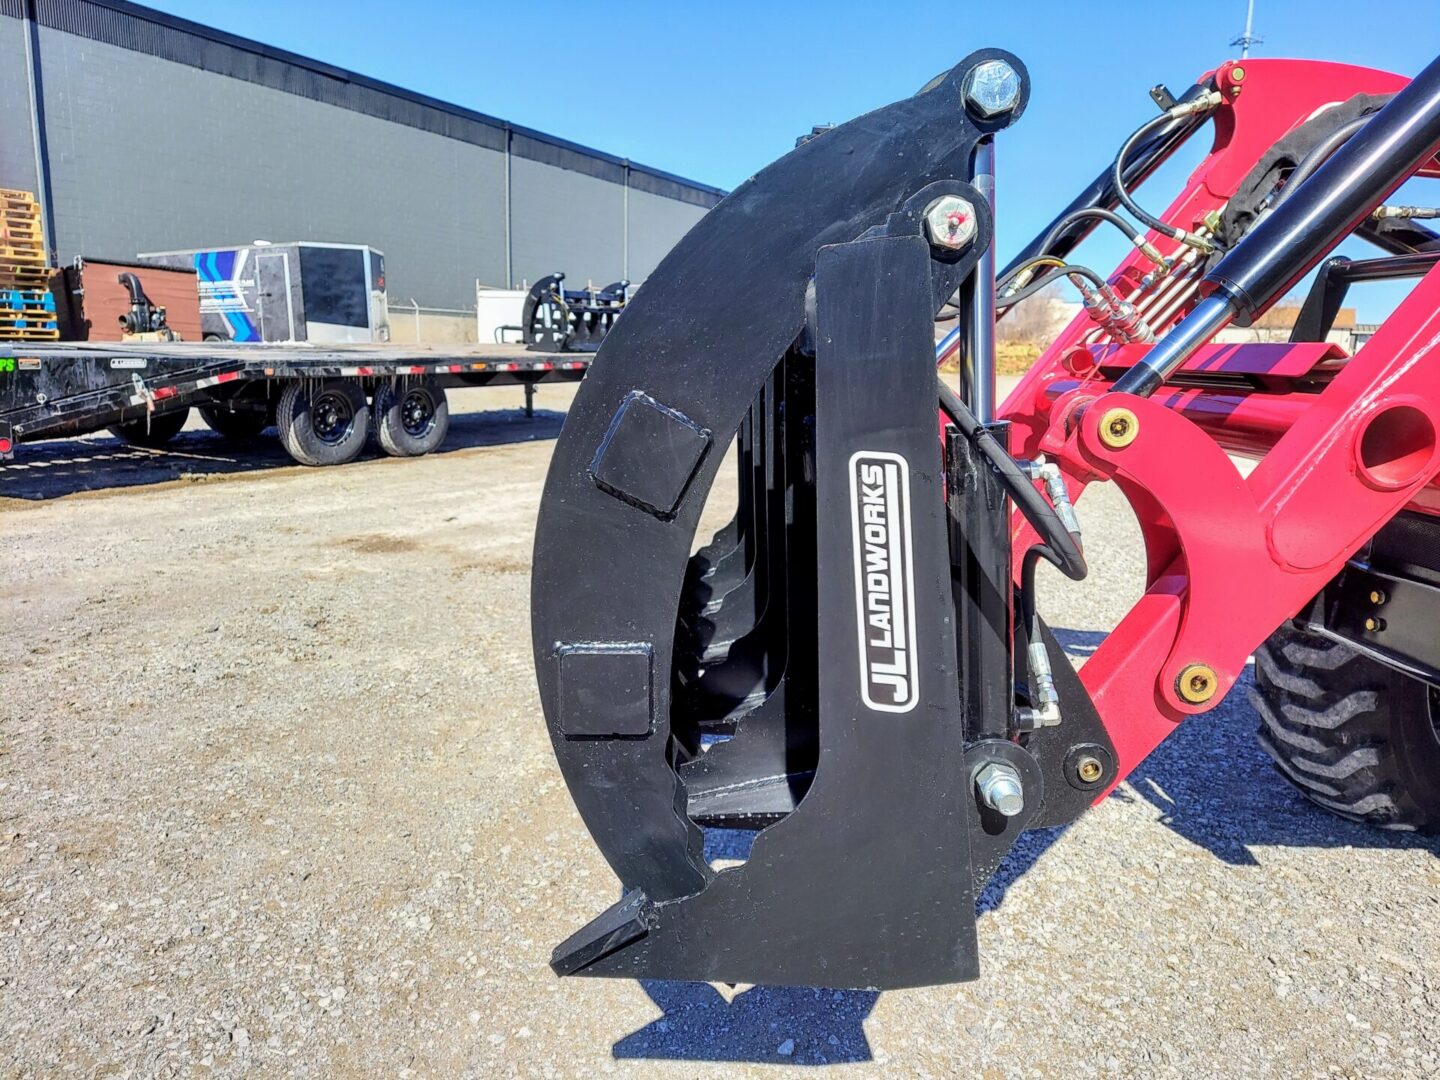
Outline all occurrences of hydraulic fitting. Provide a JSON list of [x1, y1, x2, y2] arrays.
[[1079, 282, 1156, 343], [1134, 236, 1168, 265], [1023, 459, 1081, 538], [1166, 89, 1224, 119], [1014, 640, 1062, 731], [1373, 205, 1440, 219]]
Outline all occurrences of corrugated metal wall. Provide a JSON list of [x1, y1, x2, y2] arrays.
[[0, 1, 719, 310], [0, 14, 38, 194]]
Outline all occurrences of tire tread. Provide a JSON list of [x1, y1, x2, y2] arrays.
[[1253, 624, 1440, 833]]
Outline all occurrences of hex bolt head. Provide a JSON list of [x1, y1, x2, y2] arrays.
[[923, 195, 977, 253], [963, 59, 1023, 120], [975, 761, 1025, 817]]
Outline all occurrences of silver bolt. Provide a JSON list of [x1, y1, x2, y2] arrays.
[[963, 59, 1022, 120], [923, 195, 978, 252], [975, 762, 1025, 817]]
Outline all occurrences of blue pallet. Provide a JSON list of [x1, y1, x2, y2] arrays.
[[0, 289, 54, 312]]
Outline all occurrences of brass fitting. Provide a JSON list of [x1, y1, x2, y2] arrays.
[[1098, 407, 1139, 449], [1177, 664, 1218, 705], [1075, 756, 1104, 784]]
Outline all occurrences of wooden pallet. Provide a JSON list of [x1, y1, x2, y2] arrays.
[[0, 246, 46, 264], [0, 329, 59, 340]]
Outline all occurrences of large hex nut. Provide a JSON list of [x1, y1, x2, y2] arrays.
[[963, 59, 1022, 119], [923, 196, 978, 252]]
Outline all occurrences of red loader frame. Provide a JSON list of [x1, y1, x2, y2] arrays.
[[999, 57, 1440, 796]]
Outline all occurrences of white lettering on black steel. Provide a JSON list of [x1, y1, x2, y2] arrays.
[[849, 450, 919, 713]]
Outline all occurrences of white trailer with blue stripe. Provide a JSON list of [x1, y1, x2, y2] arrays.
[[137, 242, 391, 345]]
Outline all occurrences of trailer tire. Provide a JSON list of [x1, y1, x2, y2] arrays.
[[275, 380, 370, 466], [107, 407, 190, 448], [374, 380, 449, 457], [200, 405, 268, 440], [1251, 623, 1440, 832]]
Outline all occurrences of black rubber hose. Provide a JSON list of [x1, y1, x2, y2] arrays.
[[1039, 207, 1142, 254], [936, 376, 1087, 583], [1113, 112, 1222, 251], [1020, 543, 1048, 652], [1270, 114, 1371, 211], [996, 262, 1108, 308]]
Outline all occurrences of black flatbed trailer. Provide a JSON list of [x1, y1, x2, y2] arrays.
[[0, 340, 589, 466]]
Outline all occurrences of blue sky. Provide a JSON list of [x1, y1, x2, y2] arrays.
[[144, 1, 1440, 319]]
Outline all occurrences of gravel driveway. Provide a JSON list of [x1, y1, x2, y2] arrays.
[[3, 380, 1438, 1078]]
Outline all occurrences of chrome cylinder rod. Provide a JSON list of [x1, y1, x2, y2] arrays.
[[963, 137, 998, 422]]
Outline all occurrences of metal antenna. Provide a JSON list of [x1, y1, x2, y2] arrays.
[[1230, 0, 1262, 58]]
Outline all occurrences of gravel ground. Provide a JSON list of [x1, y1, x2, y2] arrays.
[[3, 378, 1439, 1078]]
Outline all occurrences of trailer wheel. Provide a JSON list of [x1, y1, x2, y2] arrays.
[[275, 380, 370, 466], [200, 405, 268, 440], [1252, 623, 1440, 832], [374, 380, 449, 457], [107, 407, 190, 448]]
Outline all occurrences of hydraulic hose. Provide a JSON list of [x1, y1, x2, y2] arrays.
[[936, 376, 1087, 584], [1112, 95, 1225, 254], [1040, 207, 1142, 250], [996, 261, 1108, 307], [1002, 81, 1214, 278], [1270, 114, 1371, 211], [1115, 52, 1440, 397]]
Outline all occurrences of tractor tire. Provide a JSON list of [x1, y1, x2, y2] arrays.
[[275, 380, 370, 467], [1252, 623, 1440, 832], [108, 407, 190, 448], [200, 405, 268, 440], [374, 380, 449, 457]]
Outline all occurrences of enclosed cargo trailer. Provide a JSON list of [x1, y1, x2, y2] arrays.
[[138, 243, 390, 345]]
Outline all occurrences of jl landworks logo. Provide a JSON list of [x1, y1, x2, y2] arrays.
[[849, 451, 920, 713]]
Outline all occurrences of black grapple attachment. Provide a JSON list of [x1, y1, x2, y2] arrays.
[[530, 49, 1114, 990]]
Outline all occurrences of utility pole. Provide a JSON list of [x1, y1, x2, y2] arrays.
[[1230, 0, 1262, 59]]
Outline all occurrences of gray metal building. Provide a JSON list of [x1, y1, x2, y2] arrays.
[[0, 0, 724, 310]]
